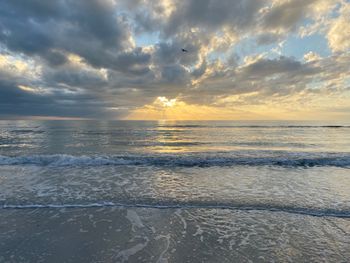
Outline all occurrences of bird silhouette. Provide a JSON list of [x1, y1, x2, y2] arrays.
[[181, 48, 188, 52]]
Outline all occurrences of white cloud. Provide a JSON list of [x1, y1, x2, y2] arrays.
[[327, 2, 350, 52], [304, 51, 321, 62]]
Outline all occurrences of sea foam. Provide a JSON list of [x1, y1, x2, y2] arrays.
[[0, 152, 350, 167], [2, 201, 350, 218]]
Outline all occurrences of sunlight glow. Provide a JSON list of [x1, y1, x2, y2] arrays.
[[156, 97, 177, 107], [125, 97, 262, 120], [18, 85, 40, 93], [125, 91, 350, 121]]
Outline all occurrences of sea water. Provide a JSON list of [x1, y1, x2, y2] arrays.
[[0, 120, 349, 262]]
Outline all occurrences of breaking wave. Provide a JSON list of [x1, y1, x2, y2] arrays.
[[0, 152, 350, 167]]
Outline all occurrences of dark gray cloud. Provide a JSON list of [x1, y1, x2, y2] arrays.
[[43, 50, 68, 67], [238, 56, 316, 79], [0, 80, 103, 118], [256, 33, 283, 45], [43, 67, 106, 89], [0, 0, 148, 71], [163, 0, 266, 37], [262, 0, 318, 32]]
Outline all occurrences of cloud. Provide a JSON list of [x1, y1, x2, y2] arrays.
[[0, 0, 349, 119], [0, 75, 122, 119], [327, 3, 350, 52], [303, 51, 321, 62], [0, 0, 143, 70], [182, 53, 349, 111], [164, 0, 264, 34], [262, 0, 313, 32]]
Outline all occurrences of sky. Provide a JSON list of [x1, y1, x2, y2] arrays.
[[0, 0, 349, 120]]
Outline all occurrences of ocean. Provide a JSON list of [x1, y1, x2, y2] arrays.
[[1, 120, 350, 262]]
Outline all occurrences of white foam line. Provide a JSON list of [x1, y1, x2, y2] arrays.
[[2, 202, 350, 218]]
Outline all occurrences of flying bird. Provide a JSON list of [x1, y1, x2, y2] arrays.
[[181, 48, 188, 52]]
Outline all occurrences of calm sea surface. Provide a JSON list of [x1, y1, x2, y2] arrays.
[[1, 120, 350, 262]]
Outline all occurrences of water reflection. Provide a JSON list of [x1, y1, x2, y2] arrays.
[[147, 121, 192, 153], [1, 120, 350, 156]]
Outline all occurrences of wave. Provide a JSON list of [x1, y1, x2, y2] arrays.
[[10, 129, 45, 134], [2, 201, 350, 218], [0, 153, 350, 167]]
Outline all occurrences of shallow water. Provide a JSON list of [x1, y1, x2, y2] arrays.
[[1, 207, 350, 263], [1, 120, 350, 262]]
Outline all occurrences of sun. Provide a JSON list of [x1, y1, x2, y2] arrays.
[[126, 97, 262, 120], [156, 96, 177, 107]]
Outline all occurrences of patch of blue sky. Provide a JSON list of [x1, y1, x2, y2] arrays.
[[281, 33, 331, 60], [306, 78, 325, 90], [207, 50, 228, 62], [344, 77, 350, 88], [232, 37, 278, 64], [231, 31, 331, 65], [135, 31, 159, 47]]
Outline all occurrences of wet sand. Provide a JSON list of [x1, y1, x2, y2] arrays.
[[1, 207, 350, 262]]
